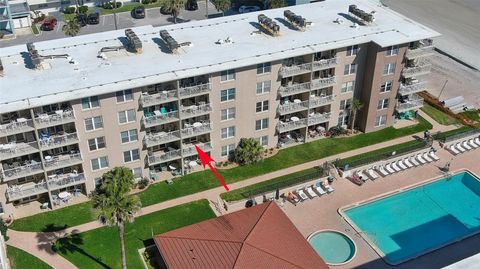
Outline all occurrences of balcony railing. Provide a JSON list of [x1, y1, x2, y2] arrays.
[[278, 82, 311, 97], [398, 81, 427, 95], [277, 118, 307, 133], [278, 100, 309, 115], [279, 63, 312, 77], [1, 162, 43, 181], [44, 153, 83, 171], [148, 149, 182, 166], [178, 83, 211, 98], [405, 45, 434, 59], [309, 95, 335, 108], [48, 173, 86, 190], [6, 181, 48, 201], [34, 110, 75, 129], [0, 119, 34, 137], [144, 130, 181, 147], [396, 94, 424, 112], [0, 141, 39, 161], [143, 111, 179, 128], [180, 103, 212, 118], [402, 62, 432, 78], [181, 122, 212, 139], [182, 142, 212, 157], [39, 133, 79, 150], [308, 112, 332, 126], [312, 57, 338, 71], [311, 76, 336, 89], [140, 90, 177, 107]]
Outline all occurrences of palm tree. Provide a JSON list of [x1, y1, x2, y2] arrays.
[[213, 0, 230, 16], [349, 98, 364, 131], [63, 19, 80, 37], [267, 0, 287, 9], [234, 138, 264, 165], [162, 0, 186, 24], [91, 167, 142, 269]]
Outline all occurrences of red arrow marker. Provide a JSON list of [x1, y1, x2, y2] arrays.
[[195, 145, 230, 191]]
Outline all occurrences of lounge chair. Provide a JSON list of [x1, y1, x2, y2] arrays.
[[367, 168, 379, 179], [403, 158, 414, 168], [306, 186, 318, 198], [474, 137, 480, 146], [347, 175, 363, 186], [385, 163, 396, 173], [296, 189, 309, 201], [429, 151, 440, 161], [416, 154, 427, 164], [355, 170, 369, 182], [391, 162, 402, 172], [449, 144, 460, 155], [456, 143, 466, 152], [462, 141, 472, 150], [376, 166, 389, 177], [323, 183, 334, 193], [423, 152, 433, 162], [409, 157, 420, 166], [314, 182, 327, 195], [397, 160, 408, 170], [468, 139, 479, 148]]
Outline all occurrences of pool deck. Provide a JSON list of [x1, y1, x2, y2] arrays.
[[282, 143, 480, 269]]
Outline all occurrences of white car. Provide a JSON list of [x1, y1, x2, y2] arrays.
[[239, 5, 261, 13]]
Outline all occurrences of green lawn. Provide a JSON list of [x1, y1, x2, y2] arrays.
[[31, 24, 39, 34], [11, 116, 432, 232], [421, 103, 458, 125], [7, 245, 53, 269], [53, 200, 216, 269], [461, 110, 480, 127]]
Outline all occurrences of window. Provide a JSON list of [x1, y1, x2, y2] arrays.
[[380, 81, 393, 93], [220, 88, 236, 102], [341, 81, 355, 93], [256, 81, 271, 94], [338, 114, 349, 126], [118, 109, 136, 124], [220, 69, 235, 81], [81, 96, 100, 109], [88, 137, 106, 151], [340, 99, 352, 110], [255, 118, 269, 130], [132, 167, 142, 179], [116, 89, 133, 103], [256, 100, 269, 113], [221, 108, 236, 121], [344, 64, 357, 75], [256, 62, 271, 74], [123, 149, 140, 163], [346, 45, 359, 56], [121, 129, 138, 143], [256, 135, 268, 147], [221, 144, 236, 157], [375, 115, 387, 127], [383, 63, 396, 75], [386, 45, 399, 56], [91, 156, 108, 171], [221, 126, 235, 139], [377, 98, 390, 110], [85, 116, 103, 131]]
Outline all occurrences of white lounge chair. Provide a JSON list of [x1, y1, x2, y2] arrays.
[[296, 189, 308, 201], [385, 163, 396, 173], [391, 162, 402, 172], [367, 168, 379, 179], [416, 154, 427, 164], [314, 182, 326, 195], [323, 183, 334, 193], [306, 186, 317, 198], [429, 151, 440, 161], [423, 152, 433, 162], [403, 158, 414, 168], [409, 156, 420, 166], [474, 137, 480, 146], [456, 143, 466, 152], [449, 144, 460, 155], [462, 141, 472, 150], [376, 166, 389, 177], [355, 170, 369, 182], [397, 160, 408, 170], [468, 139, 479, 148]]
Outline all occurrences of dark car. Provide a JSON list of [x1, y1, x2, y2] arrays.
[[160, 6, 172, 15], [41, 17, 57, 31], [131, 6, 145, 19], [87, 12, 100, 24], [185, 0, 198, 11], [76, 13, 88, 27]]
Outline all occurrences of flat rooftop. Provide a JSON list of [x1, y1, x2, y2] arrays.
[[0, 0, 439, 114]]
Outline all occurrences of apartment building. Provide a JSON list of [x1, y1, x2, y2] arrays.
[[0, 0, 438, 216]]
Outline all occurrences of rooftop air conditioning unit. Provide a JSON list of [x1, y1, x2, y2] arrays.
[[348, 4, 375, 24], [160, 30, 180, 53], [258, 14, 280, 36], [26, 42, 42, 69], [125, 29, 142, 53], [284, 10, 307, 31]]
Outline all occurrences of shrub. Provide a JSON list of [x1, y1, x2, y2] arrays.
[[78, 5, 89, 13], [328, 126, 348, 137], [142, 0, 151, 4], [137, 178, 149, 189], [103, 1, 122, 9], [33, 14, 46, 24], [0, 219, 8, 241], [63, 6, 76, 14], [233, 138, 264, 165]]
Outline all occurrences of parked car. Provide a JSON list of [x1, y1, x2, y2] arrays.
[[131, 6, 145, 19], [160, 6, 172, 15], [87, 12, 100, 25], [185, 0, 198, 11], [76, 13, 87, 27], [238, 5, 260, 13], [41, 17, 57, 31]]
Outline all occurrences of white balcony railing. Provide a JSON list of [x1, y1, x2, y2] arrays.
[[311, 76, 336, 89], [398, 81, 427, 95], [6, 181, 48, 201], [1, 162, 43, 181], [277, 118, 307, 133], [181, 122, 212, 139], [182, 142, 212, 157], [48, 173, 86, 190], [308, 112, 332, 126], [0, 141, 39, 161], [405, 45, 434, 59], [278, 82, 311, 97], [144, 130, 181, 147], [278, 100, 309, 115], [312, 57, 338, 71], [178, 83, 211, 98], [0, 119, 34, 137], [180, 103, 212, 118], [279, 63, 312, 77], [139, 90, 177, 107], [143, 111, 179, 127], [44, 153, 83, 171], [148, 149, 182, 166], [34, 110, 75, 129], [402, 62, 432, 78], [39, 133, 79, 150], [396, 94, 424, 112], [309, 95, 335, 108]]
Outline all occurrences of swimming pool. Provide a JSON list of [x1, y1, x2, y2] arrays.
[[342, 171, 480, 265], [307, 230, 356, 265]]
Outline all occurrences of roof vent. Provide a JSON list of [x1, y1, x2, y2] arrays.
[[125, 29, 142, 53], [27, 42, 42, 69], [348, 5, 375, 24], [258, 14, 280, 36], [284, 10, 308, 31], [333, 18, 344, 24], [215, 37, 234, 45]]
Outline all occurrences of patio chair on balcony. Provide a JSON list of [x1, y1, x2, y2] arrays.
[[160, 106, 167, 115]]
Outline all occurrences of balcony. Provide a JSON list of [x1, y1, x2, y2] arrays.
[[0, 141, 39, 161], [44, 153, 82, 171], [308, 112, 332, 126], [398, 81, 427, 95], [278, 82, 311, 97], [311, 77, 336, 89], [277, 118, 307, 133], [312, 57, 338, 71], [6, 181, 48, 201], [140, 90, 177, 107], [144, 130, 181, 148], [278, 100, 309, 115], [0, 118, 34, 137], [48, 173, 86, 191], [402, 61, 432, 78], [309, 95, 335, 108], [178, 83, 211, 98], [34, 110, 75, 129], [181, 122, 212, 139], [143, 111, 179, 128], [396, 94, 424, 112], [39, 133, 79, 150], [405, 45, 434, 60], [180, 103, 212, 119], [148, 149, 182, 166], [279, 63, 312, 77], [1, 162, 43, 182], [182, 142, 212, 157]]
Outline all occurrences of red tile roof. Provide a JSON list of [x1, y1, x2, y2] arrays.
[[154, 202, 329, 269]]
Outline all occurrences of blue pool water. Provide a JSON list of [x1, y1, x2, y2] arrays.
[[344, 171, 480, 265]]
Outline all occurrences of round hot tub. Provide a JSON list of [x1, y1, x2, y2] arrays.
[[307, 230, 356, 265]]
